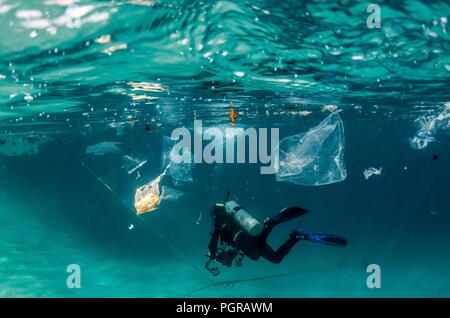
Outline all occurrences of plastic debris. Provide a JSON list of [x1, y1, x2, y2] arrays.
[[229, 107, 238, 126], [410, 106, 450, 150], [322, 104, 338, 112], [102, 43, 127, 55], [289, 110, 312, 117], [410, 132, 435, 149], [95, 34, 111, 44], [112, 122, 125, 136], [160, 185, 185, 201], [86, 142, 121, 155], [121, 155, 147, 175], [363, 167, 382, 180], [24, 94, 34, 102], [161, 136, 193, 186], [128, 224, 134, 230], [276, 112, 347, 186], [108, 120, 138, 136], [195, 211, 202, 225], [0, 134, 47, 157], [134, 166, 168, 214], [134, 165, 185, 214]]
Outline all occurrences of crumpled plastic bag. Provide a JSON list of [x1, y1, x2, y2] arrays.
[[161, 136, 193, 186], [409, 106, 450, 150], [134, 165, 185, 214], [363, 167, 382, 180], [86, 142, 121, 155], [275, 112, 347, 186]]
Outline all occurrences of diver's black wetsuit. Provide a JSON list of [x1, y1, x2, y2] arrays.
[[208, 205, 299, 264]]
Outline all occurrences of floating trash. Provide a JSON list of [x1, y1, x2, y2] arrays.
[[410, 106, 450, 150], [229, 107, 238, 126], [86, 142, 121, 155], [276, 112, 347, 186], [0, 134, 48, 157], [322, 104, 338, 112], [161, 136, 193, 186], [363, 167, 382, 180], [134, 167, 168, 214], [121, 155, 147, 175], [95, 34, 111, 44], [102, 43, 127, 55], [108, 120, 138, 136], [134, 165, 185, 214], [24, 94, 34, 102]]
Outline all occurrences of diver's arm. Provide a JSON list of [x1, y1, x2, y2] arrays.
[[208, 223, 220, 259]]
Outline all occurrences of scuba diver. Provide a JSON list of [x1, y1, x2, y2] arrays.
[[205, 193, 348, 276]]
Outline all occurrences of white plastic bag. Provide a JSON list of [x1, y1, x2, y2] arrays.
[[276, 112, 347, 186]]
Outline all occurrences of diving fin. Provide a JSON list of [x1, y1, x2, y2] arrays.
[[270, 206, 309, 225], [294, 230, 348, 247]]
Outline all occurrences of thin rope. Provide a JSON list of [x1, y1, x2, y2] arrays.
[[183, 263, 361, 297], [54, 136, 212, 283]]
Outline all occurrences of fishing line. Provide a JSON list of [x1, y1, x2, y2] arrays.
[[183, 263, 362, 297], [53, 136, 212, 284]]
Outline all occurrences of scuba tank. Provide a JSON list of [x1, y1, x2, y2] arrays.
[[224, 201, 263, 236]]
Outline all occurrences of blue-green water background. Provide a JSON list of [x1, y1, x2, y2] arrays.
[[1, 0, 450, 297]]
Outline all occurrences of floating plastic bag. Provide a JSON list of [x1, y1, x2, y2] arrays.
[[410, 116, 439, 150], [86, 142, 121, 155], [409, 106, 450, 150], [276, 112, 347, 186], [134, 168, 167, 214], [363, 167, 382, 180], [134, 165, 186, 214], [160, 185, 185, 201], [0, 134, 47, 157], [161, 136, 193, 186]]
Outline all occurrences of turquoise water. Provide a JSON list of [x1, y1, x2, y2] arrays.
[[1, 0, 450, 297]]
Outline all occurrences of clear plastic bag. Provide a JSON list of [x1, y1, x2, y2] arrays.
[[409, 105, 450, 150], [134, 169, 166, 214], [161, 136, 193, 186], [276, 112, 347, 186], [86, 142, 121, 155], [134, 165, 185, 215]]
